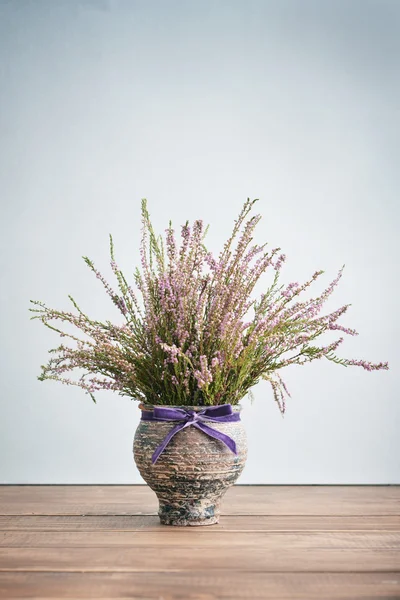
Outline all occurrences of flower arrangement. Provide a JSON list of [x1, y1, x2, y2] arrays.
[[30, 198, 388, 411]]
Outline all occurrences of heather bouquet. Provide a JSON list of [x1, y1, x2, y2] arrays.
[[30, 199, 388, 412]]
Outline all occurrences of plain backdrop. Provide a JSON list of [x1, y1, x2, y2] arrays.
[[0, 0, 398, 484]]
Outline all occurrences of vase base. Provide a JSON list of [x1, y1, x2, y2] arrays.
[[160, 514, 219, 526], [158, 500, 220, 527]]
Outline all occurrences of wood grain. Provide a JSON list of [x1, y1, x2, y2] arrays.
[[1, 485, 399, 515], [1, 514, 399, 532], [1, 530, 400, 549], [0, 543, 399, 572], [0, 485, 399, 599], [0, 572, 399, 599]]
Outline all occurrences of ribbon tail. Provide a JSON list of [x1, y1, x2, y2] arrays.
[[194, 422, 237, 455], [151, 422, 185, 464]]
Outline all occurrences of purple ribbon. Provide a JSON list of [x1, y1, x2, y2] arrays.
[[141, 404, 240, 464]]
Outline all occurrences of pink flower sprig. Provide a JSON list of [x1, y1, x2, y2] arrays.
[[30, 198, 388, 412]]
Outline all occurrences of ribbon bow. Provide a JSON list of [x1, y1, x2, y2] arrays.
[[141, 404, 240, 464]]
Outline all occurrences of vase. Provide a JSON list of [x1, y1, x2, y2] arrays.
[[133, 404, 247, 526]]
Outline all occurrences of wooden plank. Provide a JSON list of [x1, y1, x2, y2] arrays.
[[1, 514, 399, 532], [1, 485, 399, 516], [0, 485, 155, 516], [0, 541, 399, 572], [0, 572, 399, 598], [1, 530, 399, 549]]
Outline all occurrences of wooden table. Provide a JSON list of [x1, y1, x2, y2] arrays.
[[0, 485, 399, 598]]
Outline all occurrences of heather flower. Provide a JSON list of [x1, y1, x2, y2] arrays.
[[30, 198, 388, 412]]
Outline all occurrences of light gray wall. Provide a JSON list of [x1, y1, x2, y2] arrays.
[[0, 0, 398, 484]]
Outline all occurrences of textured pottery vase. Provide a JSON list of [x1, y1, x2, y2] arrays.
[[133, 404, 247, 526]]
